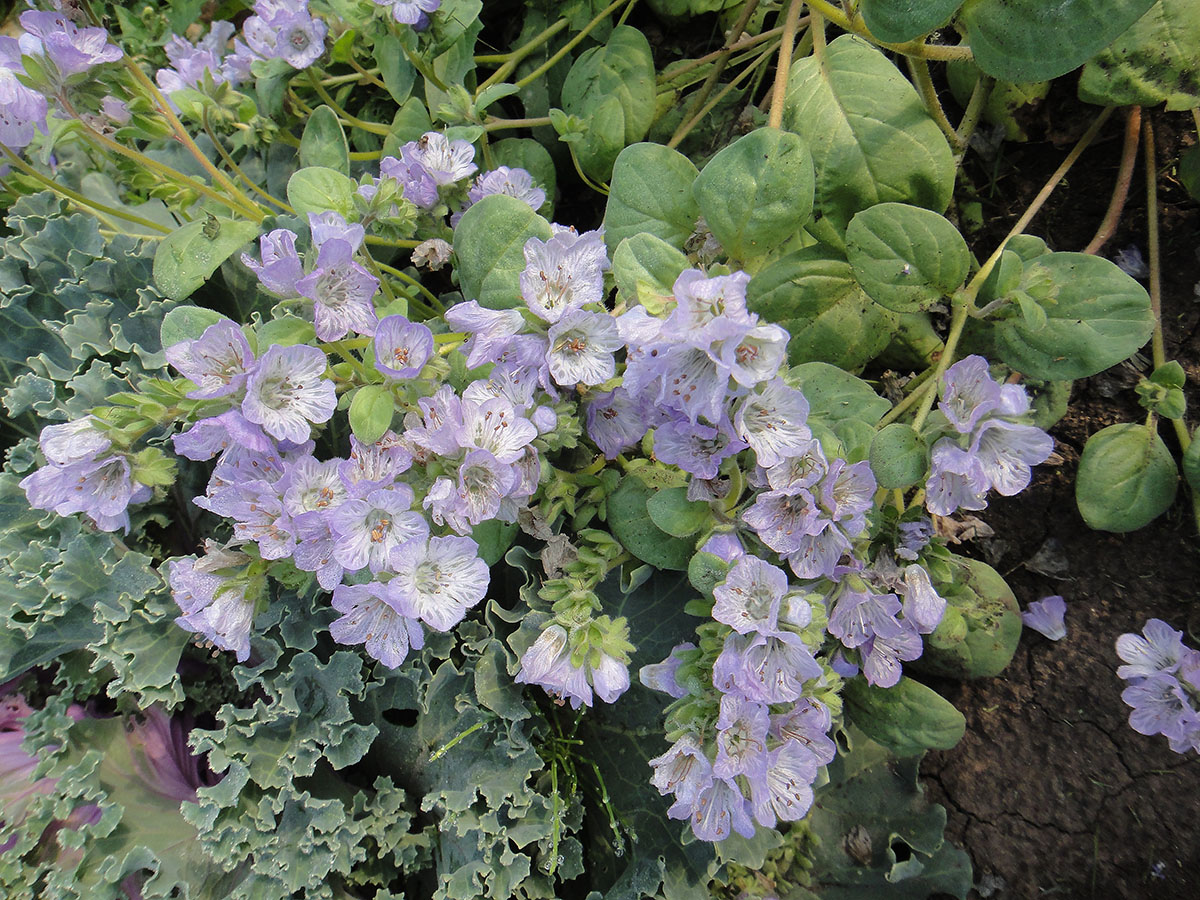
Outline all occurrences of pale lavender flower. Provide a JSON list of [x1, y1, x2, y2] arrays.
[[970, 418, 1053, 496], [649, 733, 712, 808], [371, 0, 441, 25], [19, 11, 123, 79], [662, 269, 753, 347], [165, 319, 255, 400], [733, 379, 812, 468], [712, 556, 788, 635], [373, 315, 433, 379], [330, 582, 425, 669], [545, 309, 621, 386], [229, 480, 295, 560], [713, 694, 770, 780], [280, 456, 347, 517], [168, 546, 256, 662], [458, 395, 538, 463], [639, 642, 696, 699], [1121, 674, 1198, 742], [591, 651, 631, 704], [742, 488, 819, 555], [1117, 618, 1186, 679], [749, 740, 818, 827], [0, 43, 48, 152], [924, 438, 989, 516], [1114, 245, 1148, 280], [444, 301, 525, 368], [688, 776, 755, 842], [403, 132, 477, 186], [388, 534, 489, 631], [861, 622, 924, 688], [292, 512, 345, 590], [242, 344, 337, 443], [295, 239, 380, 341], [585, 388, 648, 459], [895, 518, 934, 561], [173, 410, 272, 461], [902, 564, 946, 633], [463, 364, 539, 411], [453, 449, 516, 527], [155, 22, 239, 95], [1022, 595, 1067, 641], [100, 96, 130, 124], [828, 588, 904, 649], [519, 226, 609, 323], [464, 166, 544, 216], [772, 699, 836, 765], [379, 153, 439, 208], [339, 432, 413, 497], [331, 485, 428, 574], [242, 229, 304, 296], [939, 355, 1005, 434], [308, 211, 364, 252], [714, 631, 821, 704], [653, 417, 745, 479], [716, 322, 789, 388], [786, 523, 853, 580], [653, 344, 731, 424], [243, 0, 327, 70], [38, 417, 111, 466], [21, 453, 149, 532], [402, 385, 465, 459], [765, 440, 827, 492], [700, 531, 746, 563]]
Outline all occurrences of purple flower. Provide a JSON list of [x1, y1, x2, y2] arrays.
[[339, 432, 413, 497], [373, 315, 433, 379], [242, 344, 337, 443], [591, 650, 631, 704], [371, 0, 441, 25], [924, 438, 989, 517], [295, 239, 379, 341], [458, 395, 538, 463], [388, 535, 489, 631], [712, 556, 788, 635], [861, 621, 923, 687], [828, 587, 904, 649], [786, 523, 853, 580], [308, 211, 364, 252], [764, 440, 827, 492], [639, 642, 696, 699], [453, 449, 517, 527], [21, 453, 149, 532], [653, 417, 745, 479], [895, 518, 934, 561], [749, 739, 818, 827], [713, 694, 770, 780], [156, 22, 241, 95], [649, 733, 712, 808], [1022, 595, 1067, 641], [519, 226, 609, 323], [0, 48, 48, 152], [821, 459, 876, 527], [970, 418, 1053, 496], [772, 699, 836, 765], [242, 229, 304, 296], [585, 388, 649, 459], [463, 166, 545, 217], [514, 624, 588, 704], [717, 323, 789, 388], [714, 631, 821, 704], [168, 546, 256, 662], [243, 0, 327, 70], [331, 485, 428, 574], [292, 512, 345, 590], [444, 301, 525, 368], [379, 153, 439, 208], [546, 309, 622, 387], [689, 776, 755, 842], [230, 480, 295, 560], [699, 531, 746, 563], [1121, 674, 1198, 742], [662, 269, 753, 347], [733, 379, 812, 468], [280, 456, 348, 517], [165, 319, 255, 400], [330, 582, 425, 668], [402, 132, 477, 186], [939, 355, 1004, 434], [654, 345, 729, 424], [19, 11, 123, 79], [902, 564, 945, 633], [742, 488, 819, 555], [173, 409, 272, 461], [1117, 618, 1186, 679], [37, 417, 111, 466]]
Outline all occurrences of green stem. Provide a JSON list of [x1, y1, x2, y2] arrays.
[[767, 0, 804, 131], [477, 18, 570, 89], [483, 116, 554, 133], [397, 33, 450, 94], [306, 71, 391, 135], [1, 146, 171, 234], [877, 369, 938, 427], [429, 722, 485, 762], [908, 56, 962, 152], [658, 27, 784, 87], [804, 0, 973, 60], [515, 0, 635, 91], [348, 59, 388, 90], [667, 40, 780, 149], [376, 261, 445, 312], [123, 59, 265, 220], [671, 1, 762, 146], [568, 143, 609, 195], [1083, 106, 1141, 255], [202, 112, 295, 214], [365, 235, 422, 250], [954, 73, 992, 166]]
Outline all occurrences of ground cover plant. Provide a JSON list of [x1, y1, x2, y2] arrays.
[[0, 1, 1197, 898]]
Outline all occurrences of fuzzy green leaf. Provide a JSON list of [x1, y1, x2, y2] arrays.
[[1076, 423, 1178, 532]]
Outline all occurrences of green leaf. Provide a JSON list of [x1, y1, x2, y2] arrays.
[[961, 0, 1158, 82], [374, 34, 417, 105], [869, 422, 930, 489], [452, 194, 553, 309], [607, 470, 695, 571], [783, 35, 955, 246], [560, 25, 656, 180], [256, 315, 316, 348], [1076, 423, 1178, 532], [989, 252, 1154, 380], [691, 127, 815, 262], [152, 217, 260, 300], [920, 556, 1023, 679], [749, 247, 899, 370], [785, 361, 892, 429], [860, 0, 964, 42], [1182, 431, 1200, 491], [646, 486, 711, 538], [686, 550, 732, 604], [946, 61, 1049, 141], [286, 166, 356, 217], [843, 677, 966, 756], [1079, 0, 1200, 109], [298, 105, 350, 175], [845, 202, 971, 312], [1180, 147, 1200, 201], [471, 518, 518, 567], [612, 234, 689, 315], [159, 305, 230, 350], [348, 384, 395, 444], [604, 143, 700, 251]]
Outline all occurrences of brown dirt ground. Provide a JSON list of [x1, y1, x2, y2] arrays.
[[920, 96, 1200, 900]]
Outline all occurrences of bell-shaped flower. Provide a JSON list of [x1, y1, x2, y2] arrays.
[[331, 582, 425, 669], [241, 344, 337, 443]]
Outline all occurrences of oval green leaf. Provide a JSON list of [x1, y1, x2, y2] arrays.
[[299, 105, 350, 175], [612, 234, 689, 316], [1076, 423, 1178, 532], [452, 194, 553, 310], [961, 0, 1157, 82], [646, 486, 711, 538], [348, 384, 396, 445], [846, 202, 971, 312], [159, 306, 230, 350], [748, 247, 897, 370], [990, 252, 1154, 380], [692, 127, 815, 262], [286, 166, 356, 217], [920, 556, 1022, 679], [843, 676, 966, 756], [860, 0, 964, 43], [783, 35, 955, 246], [607, 472, 694, 571], [152, 217, 261, 301], [869, 423, 930, 489], [604, 142, 700, 251]]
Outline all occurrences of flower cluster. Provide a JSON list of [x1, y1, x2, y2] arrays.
[[19, 418, 149, 532], [1117, 619, 1200, 754], [156, 21, 255, 96], [925, 355, 1054, 516], [244, 0, 328, 70], [372, 0, 442, 28]]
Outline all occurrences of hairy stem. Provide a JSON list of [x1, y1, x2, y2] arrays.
[[1083, 106, 1141, 255], [767, 0, 804, 131], [670, 1, 762, 145]]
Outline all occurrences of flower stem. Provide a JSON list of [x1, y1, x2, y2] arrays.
[[908, 56, 962, 152], [767, 0, 804, 131], [804, 0, 973, 60], [306, 71, 391, 136], [514, 0, 635, 91], [202, 111, 295, 214], [667, 39, 780, 149], [1083, 106, 1141, 256]]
